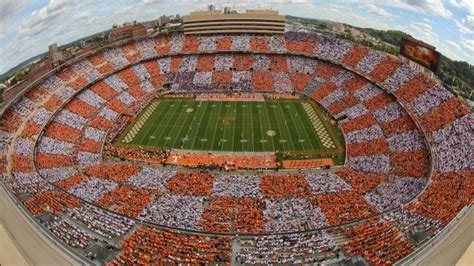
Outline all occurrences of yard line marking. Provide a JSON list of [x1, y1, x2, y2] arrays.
[[122, 101, 160, 143]]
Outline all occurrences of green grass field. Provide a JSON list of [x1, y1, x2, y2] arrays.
[[117, 98, 344, 155]]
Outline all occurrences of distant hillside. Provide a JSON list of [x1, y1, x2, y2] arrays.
[[436, 55, 473, 102], [0, 30, 110, 81], [358, 28, 410, 46], [286, 15, 330, 25], [0, 52, 48, 80], [358, 27, 473, 102]]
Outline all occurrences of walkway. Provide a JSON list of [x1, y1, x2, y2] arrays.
[[0, 185, 78, 265]]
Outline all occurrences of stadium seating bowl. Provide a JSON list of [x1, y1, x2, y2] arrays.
[[0, 32, 472, 264]]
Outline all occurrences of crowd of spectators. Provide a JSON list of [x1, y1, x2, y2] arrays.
[[304, 173, 351, 195], [127, 167, 176, 189], [122, 42, 142, 63], [88, 53, 116, 74], [72, 59, 102, 83], [69, 204, 135, 239], [23, 190, 81, 215], [136, 38, 158, 59], [212, 174, 261, 198], [68, 177, 118, 203], [431, 114, 472, 172], [46, 216, 94, 249], [0, 31, 472, 265], [38, 166, 78, 183], [237, 231, 338, 264], [341, 218, 415, 264], [314, 36, 353, 64], [103, 48, 129, 68], [382, 209, 443, 237], [139, 193, 205, 230], [364, 175, 426, 212], [264, 197, 329, 232], [109, 225, 232, 264]]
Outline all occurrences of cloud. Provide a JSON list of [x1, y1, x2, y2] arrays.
[[449, 0, 474, 15], [323, 4, 345, 13], [349, 0, 452, 18], [454, 18, 473, 34], [72, 10, 92, 21], [362, 4, 399, 18], [409, 22, 439, 45], [0, 0, 26, 20], [435, 40, 467, 61], [461, 15, 474, 30], [460, 38, 474, 53], [446, 40, 461, 50], [449, 0, 460, 7], [403, 0, 452, 18], [411, 21, 433, 32], [0, 0, 26, 30], [19, 0, 81, 37], [423, 17, 434, 23], [450, 0, 474, 33]]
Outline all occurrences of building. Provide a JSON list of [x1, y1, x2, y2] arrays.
[[109, 22, 147, 43], [182, 9, 285, 35], [349, 28, 361, 37], [327, 23, 346, 33], [48, 43, 63, 67], [0, 83, 6, 103], [158, 15, 169, 27]]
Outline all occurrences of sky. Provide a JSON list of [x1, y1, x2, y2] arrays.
[[0, 0, 473, 74]]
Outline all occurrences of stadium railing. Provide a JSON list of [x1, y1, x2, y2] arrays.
[[0, 182, 94, 265], [394, 203, 472, 265]]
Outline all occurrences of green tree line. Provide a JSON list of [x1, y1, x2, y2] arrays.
[[358, 28, 473, 102]]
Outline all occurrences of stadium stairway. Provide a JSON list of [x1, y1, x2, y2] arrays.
[[231, 236, 242, 265]]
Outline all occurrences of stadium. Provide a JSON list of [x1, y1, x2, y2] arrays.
[[0, 6, 473, 266]]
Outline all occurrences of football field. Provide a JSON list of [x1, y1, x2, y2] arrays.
[[117, 98, 343, 154]]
